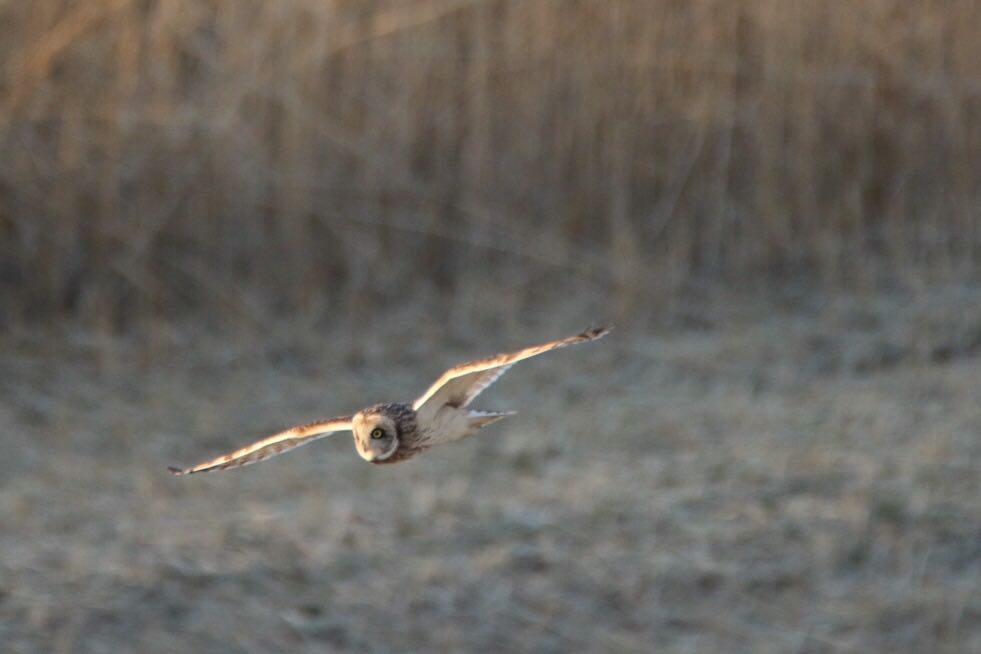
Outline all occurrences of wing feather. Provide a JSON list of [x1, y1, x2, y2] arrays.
[[412, 326, 611, 416], [168, 415, 353, 475]]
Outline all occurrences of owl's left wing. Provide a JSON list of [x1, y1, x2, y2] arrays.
[[412, 326, 611, 418], [168, 415, 353, 475]]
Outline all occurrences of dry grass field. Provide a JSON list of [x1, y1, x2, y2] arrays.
[[2, 288, 980, 653], [3, 1, 981, 652]]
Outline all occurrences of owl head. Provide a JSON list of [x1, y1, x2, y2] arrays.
[[351, 404, 404, 462]]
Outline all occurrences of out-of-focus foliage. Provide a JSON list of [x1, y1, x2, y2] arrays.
[[2, 0, 979, 331]]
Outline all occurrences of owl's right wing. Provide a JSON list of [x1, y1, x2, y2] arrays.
[[412, 326, 611, 418], [168, 415, 354, 475]]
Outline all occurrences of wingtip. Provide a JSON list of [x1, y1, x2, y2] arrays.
[[167, 466, 187, 476], [582, 324, 613, 340]]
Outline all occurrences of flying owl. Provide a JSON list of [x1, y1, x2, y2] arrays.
[[168, 326, 610, 475]]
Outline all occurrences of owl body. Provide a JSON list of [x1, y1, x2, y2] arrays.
[[353, 402, 508, 464], [170, 327, 610, 475]]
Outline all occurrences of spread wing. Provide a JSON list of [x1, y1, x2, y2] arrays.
[[412, 326, 611, 418], [168, 415, 354, 475]]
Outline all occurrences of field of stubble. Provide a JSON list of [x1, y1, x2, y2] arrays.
[[1, 289, 979, 653]]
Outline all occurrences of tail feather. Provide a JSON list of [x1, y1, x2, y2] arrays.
[[467, 409, 516, 430]]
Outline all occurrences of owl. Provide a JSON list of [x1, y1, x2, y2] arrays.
[[168, 326, 610, 475]]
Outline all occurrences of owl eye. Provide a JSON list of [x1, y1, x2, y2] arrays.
[[370, 428, 385, 440]]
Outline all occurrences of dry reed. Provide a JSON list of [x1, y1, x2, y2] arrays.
[[2, 0, 980, 332]]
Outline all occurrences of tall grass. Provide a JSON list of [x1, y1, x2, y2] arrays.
[[2, 0, 980, 331]]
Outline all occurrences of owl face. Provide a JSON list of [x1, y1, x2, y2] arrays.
[[352, 410, 399, 462]]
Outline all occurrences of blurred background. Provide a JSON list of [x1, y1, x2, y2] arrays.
[[1, 1, 979, 652]]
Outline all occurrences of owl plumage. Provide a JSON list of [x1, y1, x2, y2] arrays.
[[169, 326, 610, 475]]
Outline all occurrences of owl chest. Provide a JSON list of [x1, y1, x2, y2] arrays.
[[371, 407, 468, 464], [414, 406, 470, 446]]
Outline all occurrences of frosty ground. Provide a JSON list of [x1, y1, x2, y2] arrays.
[[1, 288, 979, 653]]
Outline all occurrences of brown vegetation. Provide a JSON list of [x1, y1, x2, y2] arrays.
[[2, 0, 980, 331]]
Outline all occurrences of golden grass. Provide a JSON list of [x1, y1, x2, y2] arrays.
[[2, 0, 981, 331]]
